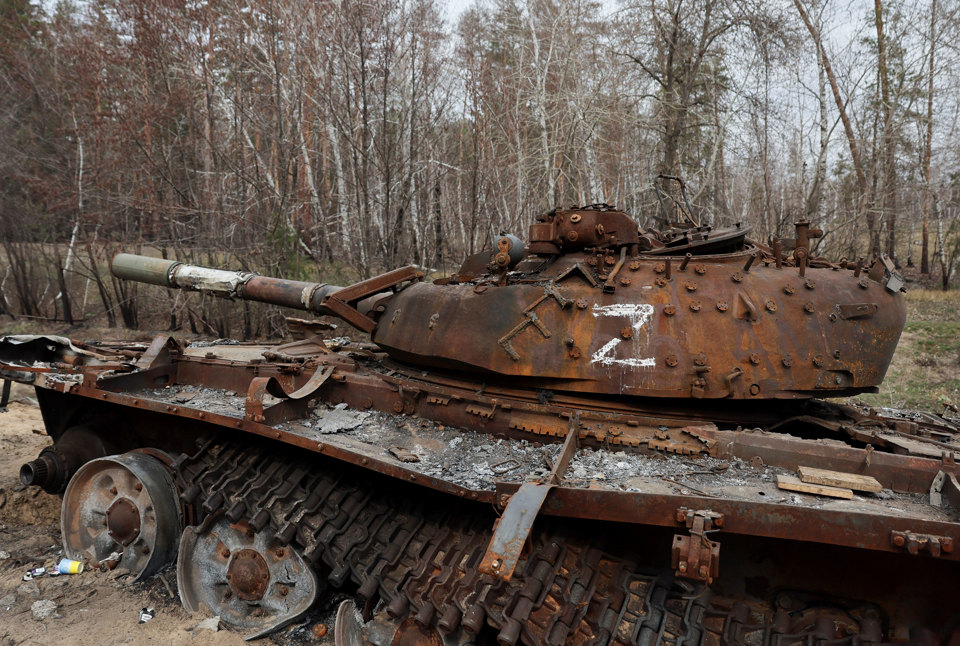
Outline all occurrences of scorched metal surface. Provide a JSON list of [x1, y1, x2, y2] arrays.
[[3, 204, 958, 645]]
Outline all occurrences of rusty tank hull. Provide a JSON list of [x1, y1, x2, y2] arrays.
[[3, 205, 958, 645]]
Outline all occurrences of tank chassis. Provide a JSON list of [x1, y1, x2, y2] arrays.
[[1, 205, 958, 644]]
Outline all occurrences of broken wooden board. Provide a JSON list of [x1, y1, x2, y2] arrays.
[[797, 466, 883, 493], [777, 474, 854, 499]]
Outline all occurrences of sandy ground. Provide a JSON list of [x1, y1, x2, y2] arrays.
[[0, 389, 338, 646]]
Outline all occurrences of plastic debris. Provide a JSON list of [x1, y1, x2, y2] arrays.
[[57, 559, 83, 574], [138, 607, 155, 624], [22, 566, 48, 581]]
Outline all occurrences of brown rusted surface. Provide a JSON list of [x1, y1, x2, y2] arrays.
[[227, 548, 271, 601], [106, 497, 141, 545], [373, 249, 904, 400], [5, 205, 960, 642]]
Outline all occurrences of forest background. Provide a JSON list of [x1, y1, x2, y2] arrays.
[[1, 0, 959, 339]]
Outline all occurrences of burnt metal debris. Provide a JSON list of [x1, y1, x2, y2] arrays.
[[2, 202, 959, 644]]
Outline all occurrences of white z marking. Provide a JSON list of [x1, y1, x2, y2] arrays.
[[590, 303, 656, 368]]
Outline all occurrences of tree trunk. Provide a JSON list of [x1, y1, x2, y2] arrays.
[[921, 0, 936, 275]]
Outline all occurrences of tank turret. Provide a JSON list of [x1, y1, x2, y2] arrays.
[[113, 206, 906, 401]]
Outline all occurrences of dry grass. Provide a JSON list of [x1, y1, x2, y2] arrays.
[[856, 288, 960, 411]]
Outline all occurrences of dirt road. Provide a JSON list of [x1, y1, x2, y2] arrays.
[[0, 395, 336, 646]]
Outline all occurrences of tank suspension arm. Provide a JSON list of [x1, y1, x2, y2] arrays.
[[110, 254, 421, 331]]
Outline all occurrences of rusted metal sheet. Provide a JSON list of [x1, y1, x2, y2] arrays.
[[479, 483, 554, 580]]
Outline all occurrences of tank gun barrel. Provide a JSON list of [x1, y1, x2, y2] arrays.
[[111, 253, 344, 312], [111, 254, 421, 332]]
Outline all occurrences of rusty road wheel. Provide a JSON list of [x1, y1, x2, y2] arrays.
[[61, 452, 182, 580], [176, 514, 319, 639], [334, 600, 447, 646]]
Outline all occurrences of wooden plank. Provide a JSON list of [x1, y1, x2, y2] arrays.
[[797, 466, 883, 493], [776, 474, 854, 499]]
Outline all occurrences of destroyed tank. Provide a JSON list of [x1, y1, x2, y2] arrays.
[[3, 203, 959, 645]]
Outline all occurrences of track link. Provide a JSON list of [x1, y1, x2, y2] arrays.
[[171, 437, 898, 645]]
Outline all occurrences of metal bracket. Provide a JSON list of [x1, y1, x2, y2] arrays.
[[319, 266, 421, 333], [671, 508, 723, 584], [136, 335, 183, 370], [478, 482, 553, 581], [930, 470, 960, 510], [498, 283, 571, 361], [245, 364, 335, 425], [890, 530, 954, 557], [479, 417, 580, 581]]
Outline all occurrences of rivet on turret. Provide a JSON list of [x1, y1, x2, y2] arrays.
[[803, 302, 816, 313], [804, 279, 816, 290], [629, 260, 641, 271], [783, 285, 795, 295], [654, 262, 666, 274], [749, 353, 761, 365], [695, 264, 707, 275], [782, 356, 793, 368], [689, 301, 701, 312], [694, 353, 708, 366], [576, 298, 588, 309], [684, 281, 697, 292], [731, 272, 743, 283], [716, 301, 728, 312], [665, 355, 679, 367], [564, 337, 575, 347], [619, 277, 631, 286], [587, 257, 598, 267], [604, 255, 616, 266], [655, 277, 668, 287], [621, 327, 634, 339], [858, 278, 869, 289], [664, 305, 676, 317], [765, 300, 778, 312]]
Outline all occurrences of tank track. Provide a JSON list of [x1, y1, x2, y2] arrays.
[[171, 436, 894, 645]]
